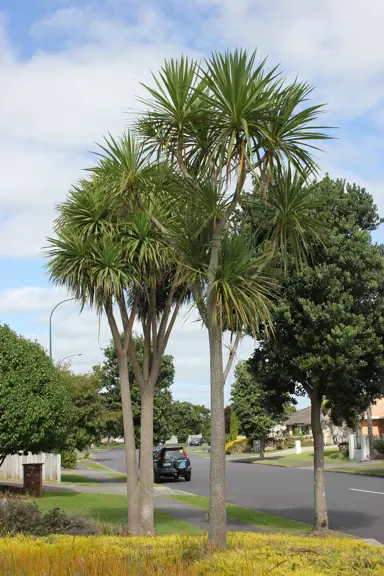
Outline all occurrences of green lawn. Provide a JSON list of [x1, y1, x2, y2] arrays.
[[253, 448, 340, 467], [106, 473, 127, 482], [36, 492, 202, 536], [82, 461, 109, 471], [61, 473, 99, 485], [168, 494, 310, 534], [332, 466, 384, 476]]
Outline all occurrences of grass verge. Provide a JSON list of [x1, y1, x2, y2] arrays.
[[36, 492, 201, 536], [61, 473, 99, 486], [168, 494, 311, 534], [83, 461, 110, 471], [253, 448, 340, 467], [331, 466, 384, 476], [106, 473, 127, 482]]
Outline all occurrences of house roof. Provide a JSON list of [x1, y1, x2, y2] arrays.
[[284, 406, 311, 426]]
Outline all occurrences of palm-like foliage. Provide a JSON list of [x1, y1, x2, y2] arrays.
[[137, 49, 332, 183], [250, 167, 325, 268]]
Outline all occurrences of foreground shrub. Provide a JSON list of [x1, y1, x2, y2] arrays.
[[225, 438, 249, 454], [374, 438, 384, 455], [0, 533, 382, 575], [0, 500, 99, 536]]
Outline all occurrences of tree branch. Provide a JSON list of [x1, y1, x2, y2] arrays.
[[164, 290, 185, 349], [129, 338, 145, 392], [157, 281, 178, 345], [176, 139, 191, 180], [118, 292, 139, 353], [142, 314, 151, 382], [105, 300, 122, 356], [151, 290, 158, 354], [133, 189, 169, 235], [192, 283, 207, 326], [223, 332, 241, 383]]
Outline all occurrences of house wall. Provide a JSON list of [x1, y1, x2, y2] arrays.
[[370, 398, 384, 418], [360, 419, 384, 438]]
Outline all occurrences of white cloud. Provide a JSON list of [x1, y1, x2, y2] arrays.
[[2, 0, 384, 257], [0, 5, 195, 258], [192, 0, 384, 118]]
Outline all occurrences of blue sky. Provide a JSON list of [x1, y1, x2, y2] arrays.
[[1, 0, 384, 406]]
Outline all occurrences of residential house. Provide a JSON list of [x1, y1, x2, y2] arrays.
[[284, 406, 336, 444], [360, 398, 384, 439]]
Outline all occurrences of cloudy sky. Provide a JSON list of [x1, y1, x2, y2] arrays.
[[1, 0, 384, 407]]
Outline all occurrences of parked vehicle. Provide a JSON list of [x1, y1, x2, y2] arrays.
[[189, 437, 207, 446], [153, 446, 191, 482]]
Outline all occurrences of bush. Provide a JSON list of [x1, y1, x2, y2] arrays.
[[0, 533, 383, 575], [225, 438, 249, 454], [61, 450, 77, 469], [374, 438, 384, 454], [0, 500, 99, 537]]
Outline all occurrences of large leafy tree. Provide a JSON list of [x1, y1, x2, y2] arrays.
[[95, 335, 174, 445], [0, 325, 74, 464], [58, 367, 106, 450], [171, 401, 209, 443], [137, 50, 330, 547], [248, 177, 384, 530], [231, 360, 292, 458]]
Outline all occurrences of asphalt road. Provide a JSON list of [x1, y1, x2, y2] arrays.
[[96, 448, 384, 542]]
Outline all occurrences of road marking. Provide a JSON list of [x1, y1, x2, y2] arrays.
[[350, 488, 384, 496]]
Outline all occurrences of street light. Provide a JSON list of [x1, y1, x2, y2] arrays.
[[49, 297, 76, 359], [60, 353, 83, 363]]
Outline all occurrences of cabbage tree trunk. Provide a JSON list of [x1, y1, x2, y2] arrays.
[[311, 391, 328, 531], [118, 353, 140, 534], [138, 384, 155, 535]]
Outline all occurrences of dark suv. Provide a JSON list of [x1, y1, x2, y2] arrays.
[[153, 446, 191, 482], [189, 437, 207, 446]]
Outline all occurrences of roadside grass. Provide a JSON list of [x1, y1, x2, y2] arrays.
[[36, 492, 202, 535], [168, 494, 311, 534], [106, 473, 127, 482], [61, 473, 99, 486], [83, 461, 110, 471], [253, 448, 339, 467], [332, 466, 384, 476]]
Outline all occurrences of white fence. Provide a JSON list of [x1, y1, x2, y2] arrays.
[[0, 453, 61, 482]]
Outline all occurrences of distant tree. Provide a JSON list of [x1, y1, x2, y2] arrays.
[[231, 360, 292, 458], [58, 367, 105, 450], [95, 335, 174, 446], [171, 401, 204, 443], [0, 325, 74, 465], [194, 405, 211, 442], [229, 410, 239, 441], [248, 177, 384, 530]]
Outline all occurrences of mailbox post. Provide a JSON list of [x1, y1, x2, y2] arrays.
[[23, 463, 43, 496]]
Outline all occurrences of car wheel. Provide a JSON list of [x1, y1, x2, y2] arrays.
[[185, 472, 191, 482], [154, 472, 160, 484]]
